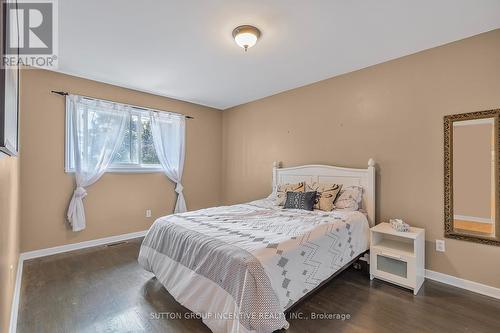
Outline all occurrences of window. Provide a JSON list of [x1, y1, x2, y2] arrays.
[[65, 102, 163, 173], [109, 112, 161, 170]]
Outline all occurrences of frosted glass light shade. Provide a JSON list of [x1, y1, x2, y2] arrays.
[[232, 25, 261, 51]]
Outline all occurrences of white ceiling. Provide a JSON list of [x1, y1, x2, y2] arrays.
[[57, 0, 500, 109]]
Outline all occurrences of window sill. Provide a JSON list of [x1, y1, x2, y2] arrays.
[[107, 167, 164, 174], [65, 166, 164, 174]]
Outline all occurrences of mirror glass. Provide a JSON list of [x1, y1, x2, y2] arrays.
[[452, 118, 496, 237]]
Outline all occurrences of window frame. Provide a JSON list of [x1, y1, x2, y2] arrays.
[[65, 104, 164, 174]]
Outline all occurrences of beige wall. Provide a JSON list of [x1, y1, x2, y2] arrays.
[[0, 155, 20, 333], [222, 29, 500, 288], [453, 123, 493, 219], [20, 69, 222, 252]]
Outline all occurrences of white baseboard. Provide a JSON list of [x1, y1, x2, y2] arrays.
[[453, 214, 492, 224], [20, 230, 147, 261], [8, 256, 23, 333], [9, 229, 148, 333], [425, 269, 500, 300]]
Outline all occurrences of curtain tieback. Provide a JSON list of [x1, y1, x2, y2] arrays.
[[175, 183, 184, 194], [74, 186, 88, 199]]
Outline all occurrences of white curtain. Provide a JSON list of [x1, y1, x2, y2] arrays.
[[150, 111, 187, 213], [66, 95, 129, 231]]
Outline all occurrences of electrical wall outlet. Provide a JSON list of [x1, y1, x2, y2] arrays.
[[436, 239, 446, 252], [145, 209, 152, 218]]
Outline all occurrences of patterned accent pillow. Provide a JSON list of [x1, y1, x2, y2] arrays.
[[274, 182, 305, 206], [334, 186, 364, 210], [306, 182, 343, 211], [283, 191, 317, 211]]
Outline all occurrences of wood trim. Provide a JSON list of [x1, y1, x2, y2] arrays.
[[425, 269, 500, 300], [8, 256, 22, 333], [443, 109, 500, 246], [453, 214, 492, 224], [20, 230, 148, 261]]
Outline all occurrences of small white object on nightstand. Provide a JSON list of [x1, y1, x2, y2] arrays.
[[369, 222, 425, 295]]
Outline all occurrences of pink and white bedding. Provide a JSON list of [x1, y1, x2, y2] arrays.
[[138, 198, 370, 333]]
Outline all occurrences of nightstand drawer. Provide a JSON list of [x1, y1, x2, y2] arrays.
[[370, 247, 416, 288]]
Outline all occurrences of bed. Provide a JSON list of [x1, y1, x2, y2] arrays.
[[138, 159, 376, 333]]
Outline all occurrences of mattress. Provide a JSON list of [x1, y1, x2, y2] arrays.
[[138, 198, 370, 333]]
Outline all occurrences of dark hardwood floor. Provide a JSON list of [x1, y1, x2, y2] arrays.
[[17, 238, 500, 333]]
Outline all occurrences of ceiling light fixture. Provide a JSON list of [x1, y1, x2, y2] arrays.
[[232, 25, 261, 52]]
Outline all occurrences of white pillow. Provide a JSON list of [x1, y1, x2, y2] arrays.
[[266, 191, 277, 202], [334, 186, 363, 210]]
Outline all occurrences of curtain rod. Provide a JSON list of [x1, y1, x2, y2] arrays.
[[50, 90, 194, 119]]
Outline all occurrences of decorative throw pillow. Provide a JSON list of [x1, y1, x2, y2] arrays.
[[306, 182, 343, 211], [274, 182, 305, 206], [334, 186, 363, 210], [283, 191, 317, 211]]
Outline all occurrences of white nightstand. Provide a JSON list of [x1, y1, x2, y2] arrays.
[[369, 222, 425, 295]]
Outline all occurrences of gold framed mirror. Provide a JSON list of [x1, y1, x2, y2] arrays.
[[444, 109, 500, 246]]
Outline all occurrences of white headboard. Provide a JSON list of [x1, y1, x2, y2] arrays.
[[272, 159, 376, 226]]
